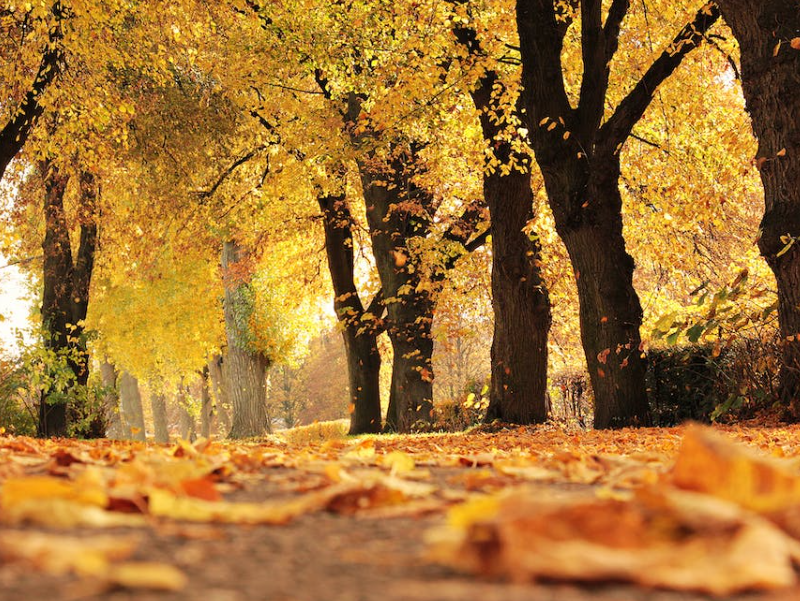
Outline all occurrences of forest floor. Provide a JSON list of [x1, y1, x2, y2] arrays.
[[3, 423, 800, 600]]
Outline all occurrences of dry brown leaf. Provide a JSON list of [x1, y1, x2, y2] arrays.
[[671, 425, 800, 512], [104, 561, 188, 591], [0, 531, 139, 576], [428, 486, 800, 595]]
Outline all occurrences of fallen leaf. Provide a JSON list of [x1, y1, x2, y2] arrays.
[[428, 486, 800, 595]]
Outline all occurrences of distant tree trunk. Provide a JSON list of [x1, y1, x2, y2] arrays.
[[208, 355, 231, 436], [149, 384, 169, 444], [200, 367, 212, 438], [177, 385, 196, 442], [716, 0, 800, 418], [514, 1, 718, 427], [454, 18, 552, 424], [318, 192, 383, 434], [100, 359, 127, 439], [118, 372, 145, 441], [38, 165, 99, 437], [222, 240, 271, 438]]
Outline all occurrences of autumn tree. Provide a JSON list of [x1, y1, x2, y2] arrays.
[[38, 163, 99, 437], [513, 0, 720, 427], [451, 3, 552, 424], [713, 1, 800, 418], [318, 189, 384, 434]]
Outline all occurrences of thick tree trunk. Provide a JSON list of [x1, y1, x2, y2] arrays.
[[318, 193, 383, 434], [149, 385, 169, 444], [460, 41, 552, 424], [222, 241, 271, 438], [38, 165, 100, 437], [717, 0, 800, 416], [484, 165, 552, 423], [100, 360, 127, 439], [358, 153, 435, 433], [553, 159, 650, 428], [38, 163, 72, 437], [118, 372, 146, 441], [514, 0, 717, 427]]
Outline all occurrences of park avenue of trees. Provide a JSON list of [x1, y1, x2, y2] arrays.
[[1, 0, 799, 440]]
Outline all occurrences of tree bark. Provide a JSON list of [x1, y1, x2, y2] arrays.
[[222, 240, 271, 438], [357, 149, 436, 433], [118, 372, 146, 441], [38, 165, 99, 437], [514, 0, 719, 427], [200, 367, 213, 438], [454, 18, 553, 424], [318, 192, 383, 434], [208, 355, 231, 436], [715, 0, 800, 417], [177, 385, 196, 442], [149, 384, 169, 444], [100, 359, 127, 439]]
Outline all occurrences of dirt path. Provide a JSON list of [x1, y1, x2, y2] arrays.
[[3, 426, 800, 600], [1, 474, 798, 601]]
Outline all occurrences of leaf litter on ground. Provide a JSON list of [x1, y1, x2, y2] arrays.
[[2, 423, 800, 594]]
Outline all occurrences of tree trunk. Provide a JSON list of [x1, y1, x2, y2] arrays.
[[484, 164, 552, 423], [553, 159, 650, 428], [100, 360, 127, 439], [318, 192, 383, 434], [38, 162, 72, 437], [458, 30, 552, 423], [200, 368, 212, 438], [177, 385, 196, 442], [514, 0, 718, 427], [208, 355, 231, 436], [358, 152, 436, 433], [222, 240, 271, 438], [716, 0, 800, 417], [149, 384, 169, 444], [38, 164, 100, 437], [118, 372, 146, 441]]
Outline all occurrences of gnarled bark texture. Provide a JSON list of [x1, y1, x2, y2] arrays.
[[318, 192, 383, 434], [222, 241, 271, 438], [515, 0, 718, 427], [454, 17, 552, 424], [38, 165, 99, 437], [716, 0, 800, 417]]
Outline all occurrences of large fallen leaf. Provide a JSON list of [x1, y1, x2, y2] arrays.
[[104, 561, 188, 591], [671, 425, 800, 512], [0, 531, 138, 576], [0, 532, 186, 591], [428, 486, 800, 595]]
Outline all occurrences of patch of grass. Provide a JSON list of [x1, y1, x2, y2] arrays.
[[279, 419, 349, 445]]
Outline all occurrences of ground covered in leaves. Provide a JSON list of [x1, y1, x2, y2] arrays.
[[3, 423, 800, 600]]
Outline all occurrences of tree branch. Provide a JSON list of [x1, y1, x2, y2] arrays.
[[599, 2, 720, 154], [0, 1, 63, 181], [603, 0, 630, 63]]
